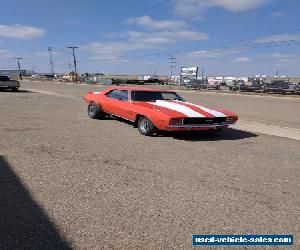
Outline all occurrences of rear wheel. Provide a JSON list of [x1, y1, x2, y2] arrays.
[[11, 88, 18, 92], [88, 102, 106, 119], [137, 116, 156, 136]]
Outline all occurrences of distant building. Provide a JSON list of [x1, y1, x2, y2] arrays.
[[0, 69, 33, 77]]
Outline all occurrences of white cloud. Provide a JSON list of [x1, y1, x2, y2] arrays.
[[83, 29, 209, 63], [125, 16, 186, 30], [270, 11, 284, 17], [83, 42, 133, 61], [86, 29, 209, 62], [186, 49, 232, 58], [212, 0, 270, 12], [254, 33, 300, 44], [126, 30, 208, 45], [233, 56, 251, 62], [0, 24, 45, 39], [258, 53, 299, 65], [171, 0, 270, 19], [95, 15, 209, 62], [259, 53, 296, 59]]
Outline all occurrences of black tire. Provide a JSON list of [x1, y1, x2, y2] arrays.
[[137, 116, 156, 136], [88, 102, 106, 119], [11, 88, 19, 92]]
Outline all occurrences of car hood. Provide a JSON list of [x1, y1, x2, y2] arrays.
[[132, 100, 229, 118]]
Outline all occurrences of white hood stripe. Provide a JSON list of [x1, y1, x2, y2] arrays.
[[177, 101, 227, 117], [196, 105, 226, 117], [149, 100, 205, 117]]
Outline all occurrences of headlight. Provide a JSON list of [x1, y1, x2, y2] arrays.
[[226, 116, 237, 123], [169, 118, 184, 125]]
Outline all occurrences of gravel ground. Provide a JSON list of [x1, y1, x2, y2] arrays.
[[0, 81, 299, 249]]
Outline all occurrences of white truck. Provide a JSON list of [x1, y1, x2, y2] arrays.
[[0, 75, 20, 91]]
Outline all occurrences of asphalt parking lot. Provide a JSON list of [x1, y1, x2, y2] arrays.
[[1, 81, 299, 249]]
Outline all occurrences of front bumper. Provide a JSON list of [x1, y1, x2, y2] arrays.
[[0, 82, 20, 88], [165, 121, 236, 131]]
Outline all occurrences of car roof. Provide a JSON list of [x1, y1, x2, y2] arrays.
[[104, 86, 174, 92]]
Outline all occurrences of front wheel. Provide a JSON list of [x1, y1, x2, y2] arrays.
[[137, 116, 156, 136], [88, 102, 106, 119]]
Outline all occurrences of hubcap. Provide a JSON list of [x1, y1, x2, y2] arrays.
[[89, 106, 95, 115], [140, 119, 149, 133]]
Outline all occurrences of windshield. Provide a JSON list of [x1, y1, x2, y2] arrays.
[[131, 91, 185, 102], [0, 76, 10, 81]]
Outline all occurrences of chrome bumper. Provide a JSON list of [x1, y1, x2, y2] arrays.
[[0, 82, 20, 88], [167, 121, 235, 129]]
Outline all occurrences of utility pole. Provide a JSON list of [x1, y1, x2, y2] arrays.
[[67, 46, 79, 81], [68, 62, 73, 71], [48, 47, 54, 75], [169, 54, 176, 79], [15, 57, 22, 80]]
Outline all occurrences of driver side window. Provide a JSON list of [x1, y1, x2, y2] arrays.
[[106, 90, 128, 101]]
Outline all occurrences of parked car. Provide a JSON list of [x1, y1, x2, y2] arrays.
[[0, 75, 20, 91], [239, 80, 263, 92], [186, 79, 208, 89], [207, 79, 221, 90], [83, 87, 238, 136], [263, 81, 299, 94], [228, 80, 245, 91]]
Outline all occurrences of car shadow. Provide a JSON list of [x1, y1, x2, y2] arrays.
[[0, 89, 34, 93], [107, 117, 257, 141], [0, 156, 72, 249], [159, 128, 258, 141]]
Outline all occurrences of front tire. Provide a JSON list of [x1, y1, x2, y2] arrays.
[[88, 102, 106, 119], [137, 116, 156, 136], [11, 88, 19, 92]]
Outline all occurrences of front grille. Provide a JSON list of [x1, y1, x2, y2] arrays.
[[183, 117, 227, 125]]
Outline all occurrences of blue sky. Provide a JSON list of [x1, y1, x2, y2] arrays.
[[0, 0, 299, 76]]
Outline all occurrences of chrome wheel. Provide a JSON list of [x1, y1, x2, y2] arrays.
[[139, 118, 149, 133], [89, 105, 95, 116], [88, 102, 105, 119], [137, 116, 156, 136]]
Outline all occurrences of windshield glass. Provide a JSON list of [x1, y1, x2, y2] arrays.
[[0, 76, 10, 81], [131, 91, 185, 102]]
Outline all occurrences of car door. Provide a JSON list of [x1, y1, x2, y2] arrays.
[[102, 90, 133, 120]]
